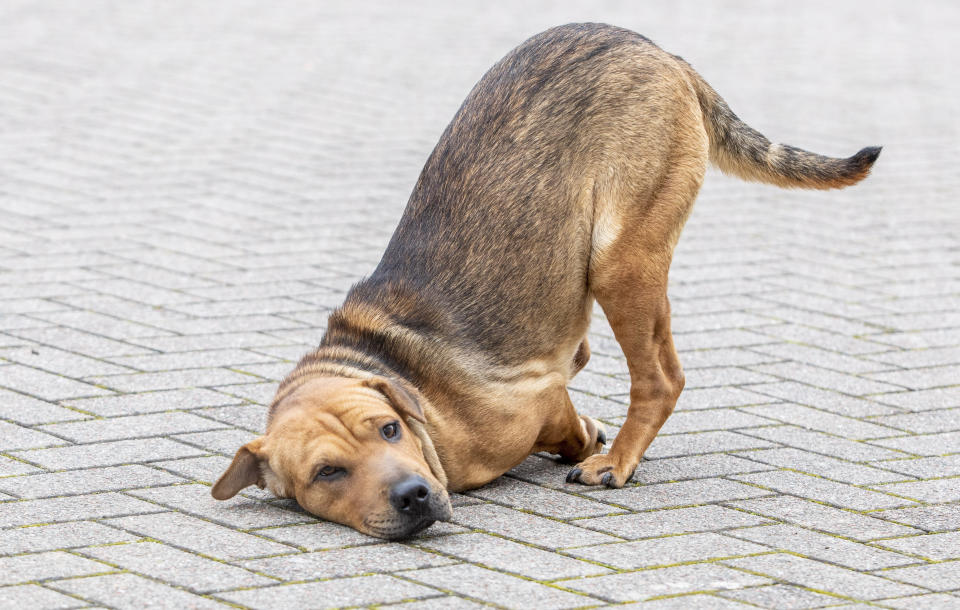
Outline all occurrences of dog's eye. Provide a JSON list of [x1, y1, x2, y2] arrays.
[[314, 466, 344, 481], [381, 421, 400, 441]]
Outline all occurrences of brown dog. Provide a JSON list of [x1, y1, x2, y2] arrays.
[[212, 23, 880, 538]]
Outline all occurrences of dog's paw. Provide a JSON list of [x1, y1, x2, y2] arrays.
[[579, 415, 607, 457], [566, 453, 635, 488]]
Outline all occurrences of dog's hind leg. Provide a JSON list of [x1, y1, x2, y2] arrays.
[[568, 131, 706, 488]]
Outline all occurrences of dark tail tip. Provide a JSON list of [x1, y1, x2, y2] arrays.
[[830, 145, 882, 188], [853, 145, 883, 166]]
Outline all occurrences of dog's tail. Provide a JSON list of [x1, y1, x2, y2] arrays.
[[678, 60, 881, 189]]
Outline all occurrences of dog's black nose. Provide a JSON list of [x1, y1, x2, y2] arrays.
[[390, 475, 431, 513]]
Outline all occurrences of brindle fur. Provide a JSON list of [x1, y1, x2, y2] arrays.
[[213, 23, 880, 535]]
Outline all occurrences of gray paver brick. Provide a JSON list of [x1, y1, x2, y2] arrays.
[[568, 532, 768, 570], [128, 483, 311, 529], [0, 388, 86, 424], [883, 594, 960, 609], [644, 430, 777, 458], [0, 465, 183, 499], [586, 477, 773, 511], [0, 584, 85, 610], [728, 496, 921, 541], [62, 388, 242, 417], [251, 521, 381, 550], [239, 543, 455, 580], [49, 573, 228, 609], [0, 551, 113, 586], [718, 584, 846, 609], [880, 562, 960, 593], [876, 505, 960, 533], [406, 564, 591, 609], [741, 425, 907, 462], [103, 512, 294, 560], [0, 364, 114, 401], [561, 563, 771, 602], [419, 532, 608, 580], [732, 470, 914, 511], [577, 505, 771, 539], [727, 524, 916, 570], [0, 521, 138, 555], [450, 503, 618, 549], [741, 447, 908, 485], [465, 476, 618, 518], [38, 411, 228, 443], [876, 532, 960, 561], [874, 478, 960, 503], [217, 574, 441, 609], [0, 492, 162, 528], [741, 403, 900, 440], [868, 431, 960, 456], [0, 420, 66, 450], [80, 541, 276, 593], [723, 553, 923, 600], [11, 438, 206, 469]]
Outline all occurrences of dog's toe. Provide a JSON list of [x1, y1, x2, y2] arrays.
[[565, 467, 582, 483], [597, 427, 607, 446]]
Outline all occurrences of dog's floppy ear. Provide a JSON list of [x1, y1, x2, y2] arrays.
[[211, 437, 266, 500], [364, 377, 425, 423]]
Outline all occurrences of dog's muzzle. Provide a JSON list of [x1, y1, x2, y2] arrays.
[[364, 474, 452, 539]]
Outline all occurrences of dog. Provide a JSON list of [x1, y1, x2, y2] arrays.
[[211, 23, 880, 538]]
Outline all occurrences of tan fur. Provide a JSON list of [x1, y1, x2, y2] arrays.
[[213, 23, 880, 535]]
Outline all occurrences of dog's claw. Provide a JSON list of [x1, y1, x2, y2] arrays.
[[566, 468, 582, 483], [601, 472, 615, 487], [596, 428, 607, 446]]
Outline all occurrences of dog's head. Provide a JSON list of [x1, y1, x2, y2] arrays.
[[211, 376, 451, 539]]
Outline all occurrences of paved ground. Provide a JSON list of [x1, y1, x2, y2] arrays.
[[1, 1, 958, 608]]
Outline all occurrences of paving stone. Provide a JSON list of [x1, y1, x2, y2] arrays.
[[419, 532, 608, 579], [658, 409, 772, 434], [674, 386, 780, 410], [741, 425, 906, 462], [873, 408, 960, 435], [103, 512, 294, 560], [80, 541, 275, 593], [450, 503, 619, 549], [0, 551, 114, 586], [873, 387, 960, 411], [128, 483, 311, 529], [49, 573, 228, 609], [882, 593, 960, 609], [718, 584, 846, 609], [251, 520, 381, 550], [732, 470, 914, 511], [110, 349, 279, 372], [0, 584, 85, 609], [196, 404, 267, 432], [867, 364, 960, 390], [726, 524, 916, 570], [38, 411, 228, 443], [561, 562, 771, 602], [406, 564, 592, 609], [745, 381, 899, 417], [0, 492, 162, 528], [874, 478, 960, 503], [0, 388, 87, 424], [876, 505, 960, 533], [172, 428, 259, 455], [151, 455, 232, 484], [586, 477, 773, 511], [218, 574, 442, 609], [11, 438, 206, 469], [635, 593, 758, 608], [0, 521, 138, 554], [568, 532, 768, 569], [1, 345, 133, 378], [0, 455, 40, 477], [728, 496, 921, 541], [239, 543, 454, 580], [877, 561, 960, 592], [750, 362, 904, 395], [741, 403, 902, 440], [88, 368, 260, 393], [0, 421, 66, 450], [465, 476, 618, 519], [869, 431, 960, 456], [389, 596, 488, 609], [0, 465, 183, 499], [723, 553, 923, 599], [576, 505, 771, 539], [61, 388, 242, 416], [876, 532, 960, 560], [644, 430, 777, 458], [0, 364, 114, 401], [740, 447, 908, 485]]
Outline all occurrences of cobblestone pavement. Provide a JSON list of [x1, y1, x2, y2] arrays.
[[1, 1, 958, 608]]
